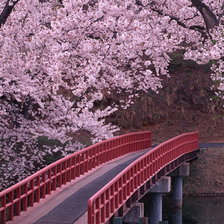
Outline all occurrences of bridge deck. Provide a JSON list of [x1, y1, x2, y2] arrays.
[[7, 142, 224, 224], [8, 147, 152, 224]]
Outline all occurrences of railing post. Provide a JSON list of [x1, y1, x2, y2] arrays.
[[1, 195, 6, 224], [8, 191, 13, 220], [16, 187, 21, 215], [23, 183, 28, 211], [30, 179, 34, 206], [36, 176, 40, 202]]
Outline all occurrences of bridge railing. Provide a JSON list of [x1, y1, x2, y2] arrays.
[[88, 132, 199, 224], [0, 131, 151, 224]]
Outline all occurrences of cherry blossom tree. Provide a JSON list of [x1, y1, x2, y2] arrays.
[[0, 0, 223, 190]]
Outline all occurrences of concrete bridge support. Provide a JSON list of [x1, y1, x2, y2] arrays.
[[149, 177, 171, 224], [169, 163, 190, 209], [172, 176, 183, 208], [171, 208, 182, 224], [113, 203, 146, 224], [113, 163, 190, 224], [123, 203, 145, 224]]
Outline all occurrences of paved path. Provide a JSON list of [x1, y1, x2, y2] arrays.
[[152, 143, 224, 149], [199, 142, 224, 148], [35, 154, 147, 224]]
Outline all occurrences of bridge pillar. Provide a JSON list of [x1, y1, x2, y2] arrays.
[[149, 177, 171, 224], [169, 163, 190, 209], [113, 217, 123, 224], [150, 193, 162, 224], [171, 208, 182, 224], [123, 203, 145, 224], [172, 176, 183, 208]]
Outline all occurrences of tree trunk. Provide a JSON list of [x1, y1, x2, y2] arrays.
[[191, 0, 219, 31], [0, 0, 19, 26]]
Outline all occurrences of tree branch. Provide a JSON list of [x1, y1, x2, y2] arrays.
[[0, 0, 20, 27], [149, 7, 208, 39], [191, 0, 219, 32], [0, 0, 64, 27], [135, 0, 220, 36]]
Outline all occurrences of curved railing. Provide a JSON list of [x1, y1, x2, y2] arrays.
[[0, 131, 151, 224], [88, 132, 199, 224]]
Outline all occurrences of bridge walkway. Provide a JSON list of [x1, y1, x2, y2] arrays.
[[8, 147, 153, 224], [7, 142, 224, 224]]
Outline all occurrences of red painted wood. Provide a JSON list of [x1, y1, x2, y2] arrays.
[[0, 131, 151, 224], [88, 132, 199, 224]]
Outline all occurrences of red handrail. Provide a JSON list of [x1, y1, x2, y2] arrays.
[[88, 132, 199, 224], [0, 131, 152, 224]]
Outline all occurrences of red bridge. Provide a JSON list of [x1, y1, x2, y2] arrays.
[[0, 131, 199, 224]]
